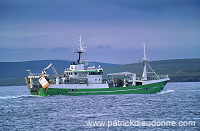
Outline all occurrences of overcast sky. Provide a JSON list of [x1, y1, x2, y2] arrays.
[[0, 0, 200, 64]]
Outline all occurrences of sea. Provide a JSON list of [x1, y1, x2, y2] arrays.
[[0, 82, 199, 131]]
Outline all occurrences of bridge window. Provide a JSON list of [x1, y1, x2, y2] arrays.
[[88, 71, 103, 75]]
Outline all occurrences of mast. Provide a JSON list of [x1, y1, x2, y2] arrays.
[[75, 35, 86, 64], [142, 43, 148, 80]]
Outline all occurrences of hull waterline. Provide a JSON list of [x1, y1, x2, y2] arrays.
[[30, 80, 169, 96]]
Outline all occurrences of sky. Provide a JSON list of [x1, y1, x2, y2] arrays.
[[0, 0, 200, 64]]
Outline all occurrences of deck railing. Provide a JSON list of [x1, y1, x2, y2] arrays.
[[28, 73, 43, 77], [136, 74, 169, 81]]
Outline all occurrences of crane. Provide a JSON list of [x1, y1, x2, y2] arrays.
[[42, 63, 60, 85]]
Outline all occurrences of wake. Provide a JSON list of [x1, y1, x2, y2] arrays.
[[0, 95, 40, 99], [157, 89, 175, 94]]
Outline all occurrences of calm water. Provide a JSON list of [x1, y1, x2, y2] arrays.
[[0, 82, 199, 131]]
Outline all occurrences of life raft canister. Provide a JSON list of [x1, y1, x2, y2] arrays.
[[39, 76, 50, 89]]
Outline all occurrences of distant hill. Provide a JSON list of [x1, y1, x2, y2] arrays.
[[0, 60, 118, 79], [103, 58, 200, 82], [0, 59, 200, 86]]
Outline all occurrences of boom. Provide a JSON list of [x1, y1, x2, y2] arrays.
[[42, 63, 58, 78]]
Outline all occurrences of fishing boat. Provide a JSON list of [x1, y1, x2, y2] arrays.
[[25, 35, 169, 96]]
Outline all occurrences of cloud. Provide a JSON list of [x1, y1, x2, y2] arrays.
[[96, 45, 111, 49], [0, 0, 199, 63], [0, 47, 73, 62], [1, 0, 199, 22]]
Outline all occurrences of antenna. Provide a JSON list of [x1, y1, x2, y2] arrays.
[[142, 43, 148, 80], [78, 34, 86, 53], [74, 35, 87, 64], [143, 43, 147, 62], [141, 43, 160, 80]]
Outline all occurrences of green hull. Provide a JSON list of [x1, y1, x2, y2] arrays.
[[30, 80, 169, 96]]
